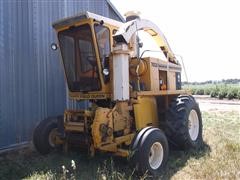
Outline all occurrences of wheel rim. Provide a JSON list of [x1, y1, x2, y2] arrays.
[[188, 109, 200, 141], [148, 142, 164, 170], [48, 128, 58, 147]]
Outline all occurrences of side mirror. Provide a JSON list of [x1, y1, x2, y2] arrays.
[[51, 43, 58, 51]]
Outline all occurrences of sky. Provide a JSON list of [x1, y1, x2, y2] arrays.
[[110, 0, 240, 82]]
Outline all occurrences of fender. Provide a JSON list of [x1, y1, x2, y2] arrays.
[[130, 126, 153, 151], [139, 128, 163, 147]]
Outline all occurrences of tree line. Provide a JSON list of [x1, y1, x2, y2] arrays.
[[182, 78, 240, 86]]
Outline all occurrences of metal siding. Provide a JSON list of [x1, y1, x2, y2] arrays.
[[0, 0, 122, 150], [106, 2, 124, 21]]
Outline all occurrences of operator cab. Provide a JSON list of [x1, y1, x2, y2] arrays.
[[52, 12, 122, 97], [59, 24, 100, 92]]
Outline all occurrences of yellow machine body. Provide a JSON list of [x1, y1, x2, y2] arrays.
[[51, 12, 189, 156]]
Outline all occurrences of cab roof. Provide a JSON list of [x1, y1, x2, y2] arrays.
[[52, 11, 123, 30]]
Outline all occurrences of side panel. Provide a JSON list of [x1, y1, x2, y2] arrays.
[[168, 72, 176, 90], [130, 57, 181, 92], [133, 96, 159, 130]]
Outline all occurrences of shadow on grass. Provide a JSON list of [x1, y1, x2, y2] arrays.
[[0, 141, 210, 180]]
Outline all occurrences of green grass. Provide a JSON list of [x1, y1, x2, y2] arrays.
[[0, 111, 239, 180], [170, 111, 240, 179]]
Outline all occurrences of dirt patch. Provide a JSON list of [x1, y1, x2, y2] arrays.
[[194, 95, 240, 112]]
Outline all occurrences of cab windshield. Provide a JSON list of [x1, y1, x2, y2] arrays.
[[58, 24, 100, 92]]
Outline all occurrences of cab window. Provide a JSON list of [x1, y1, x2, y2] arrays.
[[94, 25, 111, 83], [95, 25, 110, 63]]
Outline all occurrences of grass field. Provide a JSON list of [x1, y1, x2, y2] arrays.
[[0, 110, 239, 179]]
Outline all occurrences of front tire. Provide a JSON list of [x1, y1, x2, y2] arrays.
[[165, 95, 203, 150], [131, 128, 169, 176]]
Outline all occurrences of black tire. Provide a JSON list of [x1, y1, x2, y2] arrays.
[[33, 117, 58, 154], [131, 128, 169, 176], [165, 95, 203, 150]]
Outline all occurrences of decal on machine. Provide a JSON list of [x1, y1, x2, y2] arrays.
[[151, 62, 182, 71]]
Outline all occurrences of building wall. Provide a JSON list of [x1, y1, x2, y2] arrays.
[[0, 0, 123, 150]]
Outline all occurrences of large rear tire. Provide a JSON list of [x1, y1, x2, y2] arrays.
[[131, 128, 169, 176], [165, 95, 203, 150], [33, 117, 59, 154]]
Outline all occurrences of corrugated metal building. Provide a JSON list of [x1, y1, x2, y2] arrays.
[[0, 0, 124, 151]]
